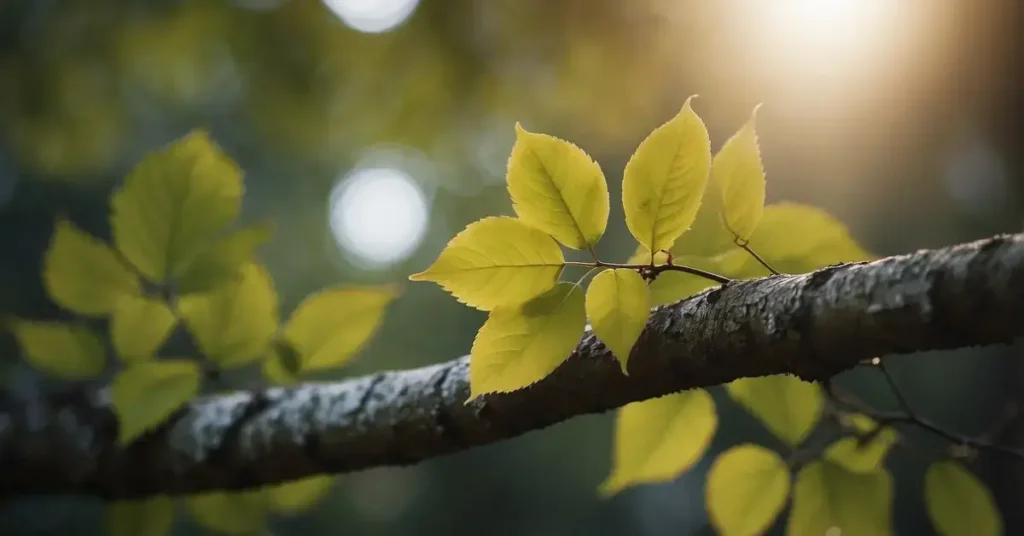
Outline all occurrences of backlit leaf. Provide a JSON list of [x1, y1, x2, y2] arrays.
[[713, 105, 765, 241], [266, 475, 336, 515], [506, 123, 609, 249], [787, 461, 893, 536], [601, 389, 717, 495], [107, 496, 174, 536], [824, 413, 899, 473], [111, 295, 177, 362], [469, 283, 586, 398], [43, 219, 140, 315], [186, 490, 266, 535], [706, 444, 789, 536], [727, 374, 823, 447], [112, 359, 200, 445], [283, 285, 397, 372], [622, 96, 711, 255], [111, 130, 243, 282], [9, 320, 105, 380], [178, 263, 278, 368], [585, 269, 650, 373], [409, 217, 564, 311], [925, 460, 1002, 536], [175, 222, 274, 295]]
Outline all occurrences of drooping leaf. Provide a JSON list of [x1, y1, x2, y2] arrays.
[[469, 282, 586, 398], [112, 359, 201, 445], [177, 263, 278, 368], [175, 222, 274, 294], [787, 461, 893, 536], [110, 130, 243, 282], [585, 269, 650, 373], [266, 475, 336, 515], [600, 389, 717, 495], [622, 96, 712, 255], [186, 490, 267, 535], [409, 217, 564, 311], [107, 496, 174, 536], [111, 295, 177, 362], [713, 105, 765, 241], [9, 320, 106, 380], [925, 460, 1002, 536], [506, 123, 610, 249], [706, 444, 790, 536], [43, 219, 140, 315], [727, 374, 823, 447], [283, 285, 397, 372], [824, 413, 899, 473]]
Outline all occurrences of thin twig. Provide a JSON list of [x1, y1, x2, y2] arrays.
[[562, 260, 732, 285], [738, 241, 781, 275]]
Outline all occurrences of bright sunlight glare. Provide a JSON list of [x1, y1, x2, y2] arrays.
[[322, 0, 420, 34], [329, 166, 429, 268]]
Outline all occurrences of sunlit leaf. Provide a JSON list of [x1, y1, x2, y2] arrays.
[[925, 460, 1002, 536], [671, 181, 734, 257], [622, 96, 711, 255], [111, 295, 177, 362], [178, 263, 278, 368], [726, 374, 823, 447], [706, 444, 789, 536], [43, 219, 140, 315], [175, 222, 274, 295], [600, 389, 717, 495], [9, 320, 105, 380], [824, 413, 899, 473], [283, 285, 397, 372], [107, 496, 174, 536], [409, 217, 564, 311], [713, 105, 765, 241], [787, 461, 893, 536], [506, 123, 609, 249], [112, 359, 201, 445], [110, 130, 243, 282], [585, 269, 650, 373], [186, 490, 267, 535], [469, 283, 586, 398], [266, 475, 336, 515]]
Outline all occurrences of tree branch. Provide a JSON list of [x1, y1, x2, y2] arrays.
[[3, 233, 1024, 500]]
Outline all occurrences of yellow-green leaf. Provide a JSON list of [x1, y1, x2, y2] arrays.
[[469, 282, 586, 398], [506, 123, 609, 249], [112, 359, 201, 445], [266, 475, 336, 515], [787, 461, 893, 536], [824, 413, 899, 473], [283, 285, 397, 372], [713, 105, 765, 241], [585, 269, 650, 373], [727, 375, 823, 447], [706, 444, 790, 536], [186, 490, 266, 535], [9, 320, 105, 380], [111, 295, 177, 362], [925, 460, 1002, 536], [177, 263, 278, 368], [622, 96, 711, 255], [600, 389, 717, 495], [262, 341, 301, 386], [43, 219, 140, 315], [110, 130, 243, 282], [410, 217, 564, 311], [107, 496, 174, 536], [175, 222, 274, 295]]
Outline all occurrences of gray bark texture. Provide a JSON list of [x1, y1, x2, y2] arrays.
[[2, 233, 1024, 500]]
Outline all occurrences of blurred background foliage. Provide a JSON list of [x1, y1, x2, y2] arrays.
[[1, 0, 1023, 534]]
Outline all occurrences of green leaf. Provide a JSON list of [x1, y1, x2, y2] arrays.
[[824, 413, 899, 473], [43, 219, 140, 315], [178, 263, 278, 368], [111, 295, 177, 362], [9, 320, 106, 380], [601, 389, 717, 495], [726, 374, 823, 447], [713, 105, 765, 241], [925, 460, 1002, 536], [107, 496, 174, 536], [469, 282, 586, 398], [262, 340, 301, 386], [175, 222, 274, 295], [585, 268, 650, 373], [622, 96, 711, 255], [410, 216, 564, 311], [283, 285, 397, 372], [266, 475, 336, 515], [110, 130, 243, 282], [787, 461, 893, 536], [706, 444, 790, 536], [186, 490, 267, 535], [112, 359, 201, 445]]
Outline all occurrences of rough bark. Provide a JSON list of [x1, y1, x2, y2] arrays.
[[2, 233, 1024, 500]]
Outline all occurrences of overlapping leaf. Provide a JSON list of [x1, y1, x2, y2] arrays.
[[107, 496, 174, 536], [9, 320, 106, 380], [824, 413, 899, 473], [585, 269, 650, 373], [266, 475, 336, 515], [112, 359, 201, 445], [925, 460, 1002, 536], [726, 375, 823, 447], [706, 444, 789, 536], [186, 490, 266, 535], [787, 461, 893, 536], [111, 295, 177, 362], [713, 105, 765, 241], [175, 222, 274, 294], [43, 219, 140, 315]]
